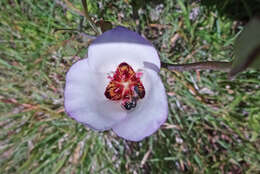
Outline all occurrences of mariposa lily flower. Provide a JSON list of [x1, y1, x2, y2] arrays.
[[64, 26, 168, 141]]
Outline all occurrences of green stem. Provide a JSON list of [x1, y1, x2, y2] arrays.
[[162, 61, 232, 72], [81, 0, 101, 35]]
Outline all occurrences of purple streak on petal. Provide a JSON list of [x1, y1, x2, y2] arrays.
[[92, 26, 152, 45], [87, 26, 161, 73], [143, 61, 160, 73]]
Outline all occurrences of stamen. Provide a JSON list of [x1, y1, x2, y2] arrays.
[[136, 71, 143, 78], [107, 71, 114, 80]]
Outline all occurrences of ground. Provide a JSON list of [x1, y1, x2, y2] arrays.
[[0, 0, 260, 173]]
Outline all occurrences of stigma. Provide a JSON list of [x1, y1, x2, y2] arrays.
[[104, 62, 145, 110]]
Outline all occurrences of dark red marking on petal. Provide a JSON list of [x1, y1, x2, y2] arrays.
[[104, 81, 123, 100], [113, 62, 135, 82], [104, 62, 145, 102]]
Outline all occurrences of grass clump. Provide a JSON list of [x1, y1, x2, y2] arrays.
[[0, 0, 259, 173]]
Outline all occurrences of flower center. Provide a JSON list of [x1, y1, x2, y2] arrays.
[[104, 62, 145, 110]]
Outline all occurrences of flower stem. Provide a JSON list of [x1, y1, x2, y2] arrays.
[[162, 61, 232, 72], [81, 0, 101, 35]]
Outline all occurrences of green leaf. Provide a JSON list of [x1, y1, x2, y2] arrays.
[[230, 17, 260, 77], [0, 58, 12, 69], [96, 20, 113, 33]]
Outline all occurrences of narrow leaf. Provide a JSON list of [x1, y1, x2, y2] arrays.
[[230, 16, 260, 77]]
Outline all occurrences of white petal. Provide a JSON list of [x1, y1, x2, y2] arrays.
[[87, 26, 161, 73], [64, 59, 127, 130], [112, 69, 168, 141]]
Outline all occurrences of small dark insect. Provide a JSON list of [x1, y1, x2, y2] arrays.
[[123, 97, 137, 110], [122, 85, 142, 110], [133, 85, 142, 98]]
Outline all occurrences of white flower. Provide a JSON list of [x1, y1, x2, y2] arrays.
[[64, 26, 168, 141]]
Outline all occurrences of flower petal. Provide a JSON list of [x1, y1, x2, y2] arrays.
[[64, 59, 127, 130], [87, 26, 161, 73], [112, 69, 168, 141]]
